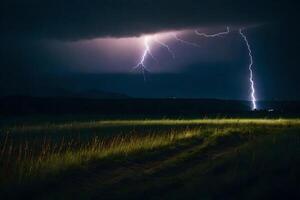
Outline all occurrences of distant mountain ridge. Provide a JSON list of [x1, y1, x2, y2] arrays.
[[1, 96, 300, 116]]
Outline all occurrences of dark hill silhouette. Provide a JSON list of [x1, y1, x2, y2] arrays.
[[0, 96, 246, 115], [1, 95, 300, 117]]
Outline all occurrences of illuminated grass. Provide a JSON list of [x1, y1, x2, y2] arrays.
[[0, 118, 300, 199], [1, 128, 201, 184], [4, 118, 300, 133]]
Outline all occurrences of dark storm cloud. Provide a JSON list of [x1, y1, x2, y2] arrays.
[[1, 0, 300, 101], [1, 0, 292, 40]]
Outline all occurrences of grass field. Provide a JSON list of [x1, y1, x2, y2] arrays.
[[0, 118, 300, 199]]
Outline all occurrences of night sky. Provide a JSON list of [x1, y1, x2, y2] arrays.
[[1, 0, 299, 101]]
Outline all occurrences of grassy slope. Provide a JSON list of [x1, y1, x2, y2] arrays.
[[0, 119, 300, 199]]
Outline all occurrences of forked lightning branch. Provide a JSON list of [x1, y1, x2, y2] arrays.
[[133, 27, 258, 110]]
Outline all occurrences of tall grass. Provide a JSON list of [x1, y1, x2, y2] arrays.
[[0, 128, 201, 185], [0, 119, 299, 189]]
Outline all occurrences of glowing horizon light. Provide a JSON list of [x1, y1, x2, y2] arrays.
[[239, 29, 257, 110]]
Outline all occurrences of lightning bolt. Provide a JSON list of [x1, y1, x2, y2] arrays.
[[195, 26, 230, 37], [154, 36, 175, 58], [133, 28, 259, 109], [195, 26, 257, 110], [173, 33, 201, 48], [239, 29, 257, 110], [133, 36, 156, 81]]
